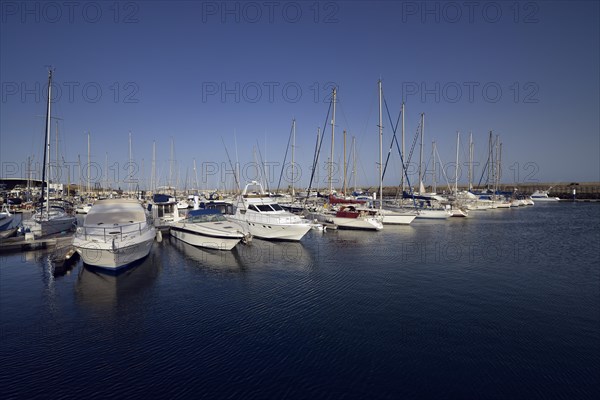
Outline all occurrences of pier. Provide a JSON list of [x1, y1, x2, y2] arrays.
[[0, 234, 73, 253]]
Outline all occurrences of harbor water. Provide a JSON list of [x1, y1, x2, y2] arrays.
[[1, 203, 599, 399]]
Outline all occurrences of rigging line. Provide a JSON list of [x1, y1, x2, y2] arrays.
[[381, 95, 404, 182], [221, 137, 240, 194], [305, 100, 332, 202], [255, 140, 270, 193], [275, 122, 294, 194], [381, 95, 417, 207]]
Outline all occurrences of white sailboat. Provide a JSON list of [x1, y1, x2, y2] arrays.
[[22, 69, 76, 237]]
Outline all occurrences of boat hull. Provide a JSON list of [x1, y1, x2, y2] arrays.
[[228, 217, 312, 241], [74, 234, 155, 269], [415, 209, 451, 219], [330, 216, 383, 230], [0, 216, 14, 230], [22, 215, 76, 237], [170, 225, 243, 250]]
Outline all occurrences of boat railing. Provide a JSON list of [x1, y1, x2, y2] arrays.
[[245, 212, 303, 225], [76, 221, 152, 242]]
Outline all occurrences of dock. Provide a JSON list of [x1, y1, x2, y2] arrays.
[[0, 234, 74, 253]]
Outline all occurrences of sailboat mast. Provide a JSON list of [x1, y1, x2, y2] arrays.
[[329, 87, 336, 194], [87, 131, 91, 195], [487, 130, 493, 190], [432, 140, 437, 193], [169, 136, 174, 192], [468, 131, 473, 191], [151, 140, 156, 194], [343, 130, 347, 196], [378, 80, 383, 209], [315, 127, 320, 191], [42, 69, 52, 214], [193, 157, 199, 193], [105, 152, 108, 195], [401, 102, 405, 192], [352, 136, 356, 192], [55, 120, 59, 184], [129, 131, 133, 196], [419, 112, 424, 192], [455, 131, 460, 194], [292, 119, 296, 197]]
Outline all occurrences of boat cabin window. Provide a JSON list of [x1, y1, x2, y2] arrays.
[[188, 213, 227, 223], [270, 204, 284, 211], [248, 204, 259, 212], [257, 205, 274, 212]]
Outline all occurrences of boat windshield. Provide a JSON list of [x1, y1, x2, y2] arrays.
[[256, 205, 275, 212], [188, 213, 227, 223], [270, 204, 284, 211]]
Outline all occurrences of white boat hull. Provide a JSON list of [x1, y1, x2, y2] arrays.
[[230, 218, 312, 241], [330, 216, 383, 230], [170, 224, 244, 250], [22, 215, 76, 237], [382, 213, 417, 224], [74, 232, 155, 269], [450, 209, 469, 217], [415, 209, 451, 219]]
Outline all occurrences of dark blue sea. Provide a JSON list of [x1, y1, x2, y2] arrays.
[[1, 203, 599, 399]]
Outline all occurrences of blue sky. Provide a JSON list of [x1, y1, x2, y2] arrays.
[[1, 1, 599, 191]]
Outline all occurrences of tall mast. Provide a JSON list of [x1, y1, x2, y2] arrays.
[[352, 136, 356, 192], [342, 130, 347, 196], [292, 118, 296, 197], [419, 112, 425, 191], [55, 120, 59, 184], [87, 131, 91, 195], [498, 139, 502, 194], [329, 87, 336, 194], [128, 131, 133, 196], [495, 134, 500, 194], [77, 155, 82, 194], [315, 127, 320, 191], [169, 136, 174, 192], [378, 79, 383, 209], [193, 157, 199, 193], [432, 140, 437, 193], [104, 152, 108, 195], [151, 140, 156, 194], [487, 130, 493, 190], [401, 102, 405, 192], [468, 131, 473, 191], [455, 131, 460, 194], [42, 69, 52, 214]]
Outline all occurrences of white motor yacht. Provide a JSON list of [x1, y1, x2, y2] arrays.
[[73, 198, 156, 270], [227, 181, 312, 241], [171, 208, 249, 250]]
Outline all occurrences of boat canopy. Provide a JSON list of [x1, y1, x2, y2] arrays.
[[84, 199, 147, 225]]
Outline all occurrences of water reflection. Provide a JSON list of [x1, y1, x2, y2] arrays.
[[170, 236, 315, 273], [170, 236, 246, 273], [74, 252, 161, 313]]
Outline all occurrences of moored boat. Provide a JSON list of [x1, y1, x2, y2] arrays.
[[73, 198, 156, 269], [227, 181, 312, 241], [530, 189, 560, 202], [171, 208, 249, 250]]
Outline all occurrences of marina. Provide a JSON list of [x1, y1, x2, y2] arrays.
[[1, 202, 598, 399], [2, 1, 598, 398]]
